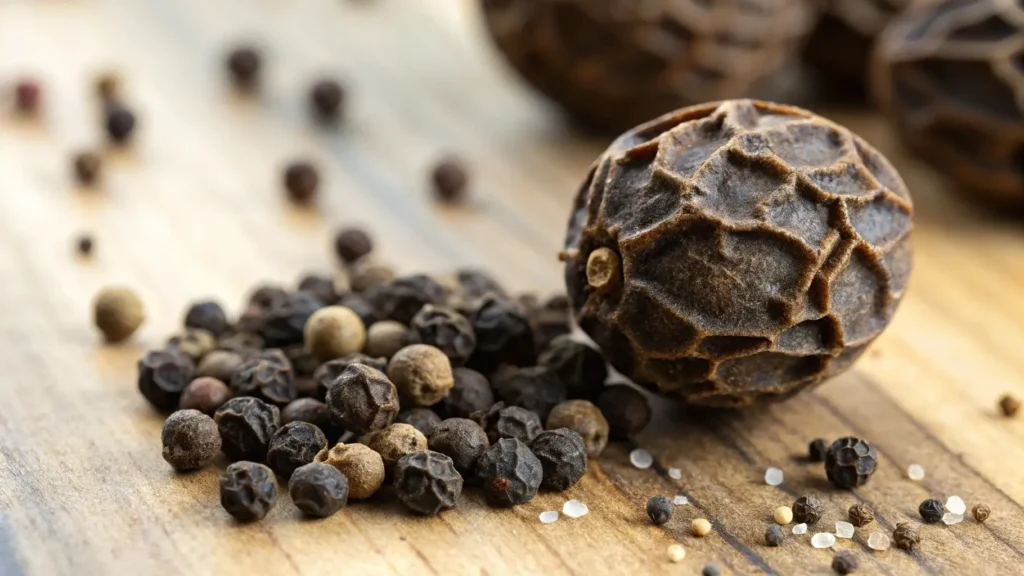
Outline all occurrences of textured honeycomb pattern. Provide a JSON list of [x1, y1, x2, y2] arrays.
[[562, 100, 913, 407], [480, 0, 817, 130], [873, 0, 1024, 205]]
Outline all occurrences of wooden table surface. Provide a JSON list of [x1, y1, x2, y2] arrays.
[[0, 1, 1022, 574]]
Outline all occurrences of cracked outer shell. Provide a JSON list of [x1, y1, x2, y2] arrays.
[[562, 100, 913, 407]]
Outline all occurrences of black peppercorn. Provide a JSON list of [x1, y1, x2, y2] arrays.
[[312, 354, 388, 400], [442, 368, 494, 418], [831, 550, 859, 575], [218, 328, 264, 355], [597, 385, 651, 440], [179, 376, 232, 414], [538, 336, 608, 401], [138, 349, 195, 411], [530, 294, 572, 353], [431, 156, 468, 203], [765, 523, 785, 547], [297, 273, 338, 306], [396, 408, 443, 438], [259, 291, 323, 348], [492, 366, 566, 421], [214, 396, 281, 462], [999, 394, 1020, 417], [105, 105, 136, 144], [893, 522, 920, 551], [848, 503, 874, 527], [530, 428, 587, 491], [325, 364, 399, 434], [369, 274, 448, 325], [283, 161, 320, 206], [646, 496, 673, 526], [226, 46, 261, 92], [428, 418, 490, 475], [289, 461, 349, 518], [334, 227, 373, 264], [793, 495, 824, 525], [266, 421, 328, 479], [161, 409, 222, 471], [475, 402, 543, 445], [309, 79, 344, 122], [284, 344, 321, 378], [184, 300, 229, 337], [825, 437, 878, 489], [231, 356, 296, 406], [919, 498, 944, 523], [808, 438, 828, 462], [475, 438, 542, 507], [15, 80, 41, 115], [282, 398, 342, 443], [408, 305, 477, 367], [73, 151, 101, 186], [702, 564, 722, 576], [76, 234, 94, 257], [220, 461, 278, 522], [467, 296, 536, 373], [248, 284, 288, 309], [453, 268, 506, 302], [394, 451, 464, 515]]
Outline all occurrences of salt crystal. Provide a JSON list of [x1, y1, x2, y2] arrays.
[[673, 495, 689, 506], [811, 533, 836, 549], [562, 500, 589, 518], [835, 521, 855, 539], [867, 531, 891, 551], [666, 544, 686, 563], [945, 496, 966, 515], [630, 448, 653, 469], [907, 464, 925, 481], [764, 467, 784, 486], [792, 523, 808, 535], [539, 511, 559, 524], [942, 512, 964, 526], [668, 467, 682, 480]]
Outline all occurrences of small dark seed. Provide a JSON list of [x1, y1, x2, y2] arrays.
[[919, 498, 944, 523], [284, 161, 319, 206], [765, 524, 784, 547], [808, 438, 828, 462], [646, 496, 673, 526], [431, 156, 468, 203], [831, 550, 859, 575]]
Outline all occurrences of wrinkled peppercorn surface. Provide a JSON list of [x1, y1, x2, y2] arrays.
[[646, 496, 673, 526], [266, 422, 328, 478], [215, 397, 281, 462], [475, 403, 543, 445], [531, 428, 587, 491], [409, 305, 477, 366], [825, 437, 877, 489], [443, 368, 494, 418], [139, 350, 195, 411], [220, 461, 278, 522], [429, 418, 490, 475], [394, 451, 464, 515], [325, 364, 399, 434], [289, 461, 349, 518], [793, 495, 824, 524], [492, 366, 565, 421], [260, 292, 323, 348], [475, 438, 542, 507], [919, 498, 943, 523]]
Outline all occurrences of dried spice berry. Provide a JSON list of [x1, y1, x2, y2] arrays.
[[530, 428, 587, 491], [349, 258, 396, 293], [848, 504, 875, 528], [999, 394, 1020, 418], [454, 269, 506, 302], [220, 461, 278, 522], [369, 274, 448, 325], [214, 396, 281, 462], [266, 421, 328, 478], [338, 291, 380, 328], [259, 291, 323, 348], [919, 498, 943, 524], [313, 353, 388, 400], [646, 496, 673, 526], [428, 418, 490, 475], [304, 306, 366, 362], [492, 366, 565, 421], [365, 321, 410, 359], [809, 438, 828, 462], [309, 79, 344, 122], [475, 403, 543, 445], [231, 356, 296, 406], [475, 438, 542, 507], [289, 461, 349, 518], [394, 451, 464, 517], [76, 234, 94, 256], [597, 385, 651, 440], [73, 151, 101, 186], [793, 495, 824, 525], [431, 156, 468, 203], [832, 550, 859, 574], [315, 443, 385, 499], [765, 524, 785, 547], [179, 376, 232, 414], [972, 504, 991, 523], [538, 336, 607, 401], [226, 46, 261, 91], [105, 105, 136, 144], [183, 300, 229, 337], [545, 400, 609, 458], [467, 296, 536, 373], [325, 364, 399, 434], [367, 423, 428, 475], [481, 1, 816, 131], [396, 408, 442, 438], [408, 305, 477, 367], [283, 161, 320, 206], [167, 328, 216, 362], [388, 344, 454, 407], [563, 100, 912, 407], [530, 295, 572, 353], [249, 284, 288, 309], [297, 273, 339, 306], [334, 227, 373, 264], [15, 79, 41, 114], [442, 368, 494, 418], [282, 398, 342, 443], [284, 344, 320, 378], [161, 409, 222, 471], [94, 287, 145, 343], [893, 522, 920, 551], [138, 349, 195, 411], [825, 437, 878, 489], [217, 332, 264, 357]]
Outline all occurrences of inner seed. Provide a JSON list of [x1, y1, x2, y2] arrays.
[[586, 247, 621, 292]]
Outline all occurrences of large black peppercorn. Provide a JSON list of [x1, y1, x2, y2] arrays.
[[259, 291, 323, 348], [442, 368, 494, 418], [492, 366, 566, 421], [919, 498, 944, 524], [793, 495, 824, 524], [325, 364, 399, 434], [231, 356, 297, 406], [408, 305, 477, 367], [161, 409, 221, 471], [369, 274, 448, 325], [220, 461, 278, 522], [394, 451, 464, 515], [530, 428, 587, 491], [288, 461, 349, 518], [282, 398, 342, 444], [266, 422, 328, 479], [105, 105, 136, 144], [396, 408, 442, 438], [596, 385, 651, 440], [312, 354, 388, 401], [309, 79, 344, 122], [184, 300, 229, 337], [428, 418, 490, 475], [825, 437, 878, 489], [808, 438, 828, 462], [474, 403, 543, 445], [538, 336, 608, 400], [226, 46, 261, 92], [138, 349, 195, 411], [467, 296, 535, 373], [475, 438, 543, 507], [214, 397, 281, 462]]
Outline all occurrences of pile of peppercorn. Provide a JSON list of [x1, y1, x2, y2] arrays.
[[146, 226, 651, 520]]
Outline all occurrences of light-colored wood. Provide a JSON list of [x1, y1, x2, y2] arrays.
[[0, 1, 1021, 574]]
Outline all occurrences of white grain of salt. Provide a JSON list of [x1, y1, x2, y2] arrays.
[[764, 467, 784, 486], [630, 448, 653, 469], [563, 500, 589, 518], [539, 511, 559, 524]]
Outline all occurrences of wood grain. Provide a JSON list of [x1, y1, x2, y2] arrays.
[[0, 1, 1022, 574]]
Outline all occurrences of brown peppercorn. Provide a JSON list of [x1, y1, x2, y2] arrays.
[[396, 408, 443, 438], [95, 72, 118, 102], [93, 287, 145, 343], [431, 156, 468, 203], [366, 423, 428, 475], [315, 443, 385, 499], [231, 355, 296, 406], [443, 368, 494, 418], [793, 495, 824, 525], [283, 161, 320, 206], [167, 328, 217, 362], [428, 418, 490, 475], [105, 105, 136, 144], [303, 306, 366, 362], [492, 366, 566, 421], [349, 258, 396, 293], [831, 550, 859, 575], [309, 78, 345, 122], [14, 79, 40, 115], [195, 350, 244, 384], [848, 503, 874, 528], [893, 522, 920, 551], [545, 400, 609, 458], [73, 151, 101, 186], [409, 305, 477, 367], [597, 384, 651, 440], [972, 504, 991, 523], [325, 364, 399, 434], [334, 227, 373, 264], [161, 409, 222, 471], [282, 397, 343, 443], [999, 394, 1020, 417], [312, 353, 388, 400], [76, 234, 94, 257], [226, 45, 261, 91], [388, 344, 454, 407], [365, 321, 410, 359], [179, 377, 232, 414]]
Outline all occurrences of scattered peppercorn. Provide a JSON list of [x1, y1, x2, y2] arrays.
[[369, 274, 449, 325], [288, 461, 349, 518], [367, 423, 428, 475], [531, 428, 587, 491], [442, 368, 494, 418], [765, 524, 785, 547], [793, 495, 824, 524], [972, 503, 991, 523], [537, 336, 608, 401], [349, 258, 396, 293], [545, 399, 609, 457], [774, 506, 793, 525], [832, 550, 859, 574], [297, 273, 338, 306], [893, 522, 920, 551], [333, 227, 373, 264], [388, 344, 454, 407], [73, 151, 101, 186], [825, 437, 878, 489], [248, 284, 288, 309], [138, 349, 195, 411], [259, 291, 323, 348], [428, 418, 490, 475], [492, 366, 566, 421], [475, 438, 542, 507], [338, 291, 380, 327], [312, 353, 388, 400], [315, 443, 385, 499], [105, 105, 136, 144], [475, 403, 543, 444], [284, 344, 320, 378], [919, 498, 943, 523], [396, 408, 442, 437], [309, 78, 344, 122], [808, 438, 828, 462], [528, 294, 572, 353], [167, 328, 217, 362], [325, 364, 399, 434], [14, 79, 40, 115], [467, 296, 536, 373], [226, 46, 261, 91], [283, 161, 320, 206], [94, 287, 145, 343], [999, 394, 1020, 417], [214, 396, 281, 462], [431, 156, 468, 203], [282, 397, 342, 443], [161, 409, 222, 471], [597, 384, 651, 440], [95, 73, 118, 102], [220, 461, 278, 522], [231, 355, 296, 406], [646, 496, 673, 526], [303, 306, 366, 362], [179, 376, 232, 414], [76, 234, 94, 257], [266, 421, 328, 478], [691, 518, 712, 537], [453, 268, 506, 302], [394, 451, 463, 515], [184, 300, 229, 337], [365, 320, 409, 359], [408, 305, 477, 367], [702, 563, 722, 576], [848, 503, 874, 527]]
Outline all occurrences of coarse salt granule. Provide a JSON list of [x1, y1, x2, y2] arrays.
[[539, 511, 559, 524], [764, 467, 784, 486], [630, 448, 653, 469]]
